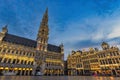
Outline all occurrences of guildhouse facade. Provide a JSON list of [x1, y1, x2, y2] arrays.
[[67, 42, 120, 76], [0, 8, 64, 76]]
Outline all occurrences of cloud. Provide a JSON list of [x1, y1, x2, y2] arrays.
[[107, 26, 120, 39], [49, 13, 120, 60]]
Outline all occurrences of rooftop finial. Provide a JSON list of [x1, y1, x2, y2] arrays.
[[41, 7, 48, 26], [2, 24, 8, 34]]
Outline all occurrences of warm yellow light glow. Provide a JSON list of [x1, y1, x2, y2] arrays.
[[26, 68, 29, 70], [5, 67, 9, 70], [23, 68, 25, 70], [14, 68, 18, 70], [0, 67, 4, 69], [19, 68, 22, 70], [46, 58, 62, 63]]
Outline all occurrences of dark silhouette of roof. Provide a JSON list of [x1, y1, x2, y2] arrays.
[[3, 33, 61, 53], [3, 33, 37, 48], [47, 44, 61, 53]]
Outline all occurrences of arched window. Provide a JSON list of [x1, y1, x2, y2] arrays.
[[29, 53, 32, 56], [11, 50, 14, 54], [26, 52, 29, 56], [28, 61, 30, 65], [16, 59, 19, 64], [42, 30, 44, 35], [33, 53, 34, 57], [0, 47, 2, 52], [0, 57, 2, 62], [8, 59, 11, 63], [31, 61, 33, 65], [3, 49, 6, 53], [7, 49, 10, 53], [3, 58, 7, 63], [12, 59, 16, 64], [21, 60, 23, 64], [19, 51, 22, 55], [23, 52, 25, 55], [116, 58, 119, 63], [16, 50, 18, 54], [24, 61, 27, 65]]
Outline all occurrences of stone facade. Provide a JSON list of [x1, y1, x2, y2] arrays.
[[0, 8, 64, 76], [67, 42, 120, 76]]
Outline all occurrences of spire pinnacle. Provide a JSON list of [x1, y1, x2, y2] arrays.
[[41, 8, 48, 25]]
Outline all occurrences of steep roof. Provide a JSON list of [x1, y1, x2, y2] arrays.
[[3, 33, 61, 53], [3, 33, 37, 48], [47, 44, 61, 53]]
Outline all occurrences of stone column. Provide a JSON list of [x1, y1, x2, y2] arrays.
[[15, 59, 19, 64], [19, 60, 21, 64], [1, 58, 5, 63], [27, 70, 30, 75], [6, 58, 9, 63], [24, 70, 26, 75], [0, 48, 4, 53], [10, 59, 13, 64], [20, 70, 23, 75]]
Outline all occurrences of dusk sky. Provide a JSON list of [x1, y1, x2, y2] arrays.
[[0, 0, 120, 59]]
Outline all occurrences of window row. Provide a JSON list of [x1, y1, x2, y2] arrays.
[[0, 48, 35, 57], [100, 58, 120, 65], [98, 52, 119, 58], [0, 57, 34, 65], [46, 63, 62, 67]]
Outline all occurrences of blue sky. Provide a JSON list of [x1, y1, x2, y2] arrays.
[[0, 0, 120, 59]]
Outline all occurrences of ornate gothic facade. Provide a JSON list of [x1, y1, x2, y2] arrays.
[[0, 8, 64, 76], [67, 42, 120, 76]]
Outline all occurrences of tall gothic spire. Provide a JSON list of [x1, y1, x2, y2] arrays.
[[41, 8, 48, 27], [36, 8, 49, 51], [37, 8, 49, 39]]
